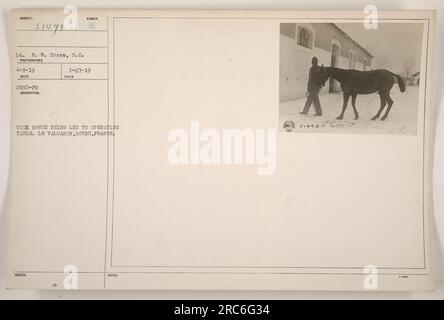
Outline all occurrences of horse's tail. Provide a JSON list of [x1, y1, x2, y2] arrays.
[[391, 72, 406, 93]]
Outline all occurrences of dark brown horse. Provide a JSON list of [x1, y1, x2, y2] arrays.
[[319, 67, 406, 121]]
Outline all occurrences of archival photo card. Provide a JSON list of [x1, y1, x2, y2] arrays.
[[7, 9, 435, 291]]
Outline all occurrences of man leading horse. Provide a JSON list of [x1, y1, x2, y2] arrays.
[[300, 56, 324, 116]]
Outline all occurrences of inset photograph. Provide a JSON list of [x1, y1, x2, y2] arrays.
[[279, 22, 424, 135]]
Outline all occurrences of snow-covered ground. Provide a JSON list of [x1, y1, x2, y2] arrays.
[[279, 86, 419, 135]]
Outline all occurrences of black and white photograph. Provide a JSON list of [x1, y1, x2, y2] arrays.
[[279, 22, 424, 135]]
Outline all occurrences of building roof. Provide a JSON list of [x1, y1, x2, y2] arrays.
[[331, 24, 374, 58]]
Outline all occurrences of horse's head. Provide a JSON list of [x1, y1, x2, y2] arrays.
[[319, 65, 330, 87]]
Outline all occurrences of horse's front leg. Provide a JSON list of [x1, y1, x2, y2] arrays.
[[336, 93, 350, 120]]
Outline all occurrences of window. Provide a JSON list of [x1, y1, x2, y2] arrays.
[[297, 27, 313, 49]]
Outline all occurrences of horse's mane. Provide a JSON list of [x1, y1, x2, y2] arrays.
[[324, 67, 353, 82]]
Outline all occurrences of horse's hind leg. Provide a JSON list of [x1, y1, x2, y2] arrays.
[[351, 93, 359, 120], [381, 94, 394, 121], [336, 92, 351, 120], [371, 92, 387, 121]]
